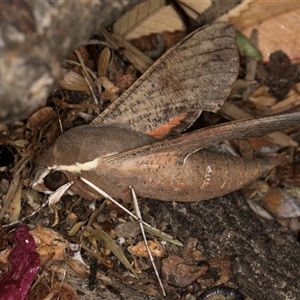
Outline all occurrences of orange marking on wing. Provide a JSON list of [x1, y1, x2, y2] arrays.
[[146, 112, 189, 139]]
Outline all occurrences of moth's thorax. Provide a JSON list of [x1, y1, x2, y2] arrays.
[[37, 125, 157, 168]]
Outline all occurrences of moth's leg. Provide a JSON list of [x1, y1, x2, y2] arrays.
[[48, 182, 73, 205]]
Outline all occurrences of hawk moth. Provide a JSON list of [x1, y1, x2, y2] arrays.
[[32, 23, 300, 203]]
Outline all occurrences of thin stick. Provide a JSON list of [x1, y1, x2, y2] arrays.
[[1, 198, 50, 229], [82, 70, 99, 105]]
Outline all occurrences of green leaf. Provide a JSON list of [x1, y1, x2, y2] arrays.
[[237, 32, 262, 60]]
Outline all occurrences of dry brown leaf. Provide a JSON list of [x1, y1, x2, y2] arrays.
[[241, 9, 300, 60], [114, 0, 209, 40], [130, 31, 186, 58], [219, 0, 300, 27], [115, 0, 300, 62], [65, 256, 112, 283], [42, 282, 79, 300], [97, 76, 119, 102], [116, 65, 137, 93], [66, 46, 89, 66], [59, 69, 90, 92], [161, 254, 209, 287], [26, 107, 56, 130], [127, 240, 166, 258], [98, 47, 111, 77], [30, 224, 68, 265], [249, 95, 277, 110], [271, 86, 300, 114], [85, 226, 137, 277], [0, 248, 10, 264], [26, 105, 60, 144], [100, 28, 153, 74]]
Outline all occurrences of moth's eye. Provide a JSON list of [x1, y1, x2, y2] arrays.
[[44, 171, 68, 191]]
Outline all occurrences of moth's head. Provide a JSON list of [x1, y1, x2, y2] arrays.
[[31, 145, 77, 204], [31, 125, 100, 198], [31, 145, 102, 202], [31, 167, 70, 194], [31, 161, 105, 204]]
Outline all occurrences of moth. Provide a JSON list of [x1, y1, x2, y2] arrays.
[[32, 23, 300, 203]]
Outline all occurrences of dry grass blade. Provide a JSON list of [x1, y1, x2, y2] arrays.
[[85, 226, 138, 278], [99, 28, 153, 73], [9, 179, 22, 222], [0, 157, 29, 221]]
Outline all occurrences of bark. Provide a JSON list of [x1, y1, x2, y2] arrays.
[[0, 0, 144, 123], [147, 193, 300, 300]]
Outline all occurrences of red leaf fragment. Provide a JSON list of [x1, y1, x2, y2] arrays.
[[0, 226, 40, 300]]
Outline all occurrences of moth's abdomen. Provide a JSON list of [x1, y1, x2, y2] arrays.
[[131, 150, 279, 202]]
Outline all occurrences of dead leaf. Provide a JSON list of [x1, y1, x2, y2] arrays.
[[161, 254, 209, 287], [9, 179, 22, 222], [115, 0, 300, 62], [85, 226, 137, 277], [26, 107, 56, 130], [59, 69, 90, 92], [236, 5, 300, 60], [30, 224, 67, 265], [130, 31, 185, 58], [65, 255, 112, 283], [114, 0, 209, 39], [262, 187, 300, 219], [42, 282, 79, 300], [98, 47, 111, 77], [96, 76, 119, 102], [128, 240, 166, 257], [116, 65, 137, 93]]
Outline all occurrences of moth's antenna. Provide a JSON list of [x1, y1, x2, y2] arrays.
[[80, 177, 182, 245], [130, 186, 166, 296]]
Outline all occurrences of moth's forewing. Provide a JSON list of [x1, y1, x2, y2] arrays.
[[92, 23, 239, 139], [102, 112, 300, 166]]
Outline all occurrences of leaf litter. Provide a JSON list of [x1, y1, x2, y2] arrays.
[[0, 2, 300, 300]]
